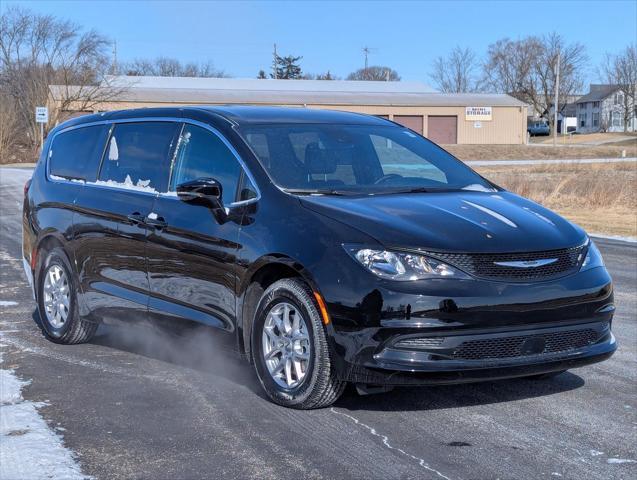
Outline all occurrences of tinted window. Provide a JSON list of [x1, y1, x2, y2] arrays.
[[240, 124, 492, 194], [99, 122, 179, 191], [49, 125, 109, 181], [170, 124, 242, 205]]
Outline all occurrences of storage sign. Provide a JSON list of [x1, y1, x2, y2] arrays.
[[465, 106, 492, 121], [35, 106, 49, 123]]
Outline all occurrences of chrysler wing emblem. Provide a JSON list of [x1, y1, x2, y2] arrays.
[[494, 258, 558, 268]]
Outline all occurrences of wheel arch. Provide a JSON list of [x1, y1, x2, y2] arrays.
[[237, 255, 321, 362]]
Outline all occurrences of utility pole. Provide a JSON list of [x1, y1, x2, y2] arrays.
[[112, 40, 118, 75], [272, 43, 278, 79], [363, 46, 371, 70], [553, 51, 560, 146]]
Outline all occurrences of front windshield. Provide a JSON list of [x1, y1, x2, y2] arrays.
[[239, 123, 496, 195]]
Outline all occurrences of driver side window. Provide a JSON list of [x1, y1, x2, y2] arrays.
[[170, 124, 242, 205]]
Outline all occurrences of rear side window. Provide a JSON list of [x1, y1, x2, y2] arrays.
[[49, 125, 109, 181], [99, 122, 179, 192], [170, 124, 242, 205]]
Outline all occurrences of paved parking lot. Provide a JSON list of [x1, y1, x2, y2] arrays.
[[1, 167, 636, 479]]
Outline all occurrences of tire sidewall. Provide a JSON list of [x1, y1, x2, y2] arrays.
[[36, 248, 77, 340], [251, 281, 324, 407]]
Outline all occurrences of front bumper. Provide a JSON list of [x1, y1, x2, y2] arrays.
[[322, 265, 617, 386], [335, 321, 616, 385]]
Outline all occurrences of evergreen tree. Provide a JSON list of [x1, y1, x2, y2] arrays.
[[272, 54, 303, 79]]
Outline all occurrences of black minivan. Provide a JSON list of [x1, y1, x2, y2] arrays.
[[23, 106, 616, 408]]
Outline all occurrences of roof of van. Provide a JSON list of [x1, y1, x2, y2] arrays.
[[55, 105, 393, 131]]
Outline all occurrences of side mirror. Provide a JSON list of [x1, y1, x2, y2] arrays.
[[176, 178, 227, 222]]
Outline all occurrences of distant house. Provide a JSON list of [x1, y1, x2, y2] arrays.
[[558, 102, 578, 133], [576, 84, 636, 133]]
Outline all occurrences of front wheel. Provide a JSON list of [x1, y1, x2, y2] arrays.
[[251, 278, 346, 409], [36, 247, 97, 344]]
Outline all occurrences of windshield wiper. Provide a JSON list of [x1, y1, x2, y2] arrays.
[[283, 188, 351, 196], [385, 187, 440, 194]]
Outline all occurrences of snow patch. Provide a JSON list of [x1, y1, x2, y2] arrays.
[[0, 346, 88, 479], [108, 136, 119, 161], [607, 458, 637, 464], [93, 175, 158, 194], [589, 450, 604, 457], [0, 301, 18, 307], [49, 174, 158, 194]]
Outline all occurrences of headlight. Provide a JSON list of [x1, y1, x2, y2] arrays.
[[344, 246, 470, 281], [580, 240, 605, 272]]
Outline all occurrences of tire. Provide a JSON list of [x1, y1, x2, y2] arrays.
[[251, 278, 346, 409], [36, 247, 97, 344], [526, 370, 567, 380]]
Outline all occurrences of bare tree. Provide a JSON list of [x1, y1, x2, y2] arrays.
[[302, 71, 339, 80], [600, 45, 637, 132], [483, 37, 542, 96], [0, 93, 21, 161], [429, 46, 482, 93], [484, 33, 587, 132], [123, 57, 228, 78], [347, 66, 400, 81], [0, 6, 122, 151]]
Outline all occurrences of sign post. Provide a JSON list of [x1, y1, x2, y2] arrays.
[[35, 106, 49, 150]]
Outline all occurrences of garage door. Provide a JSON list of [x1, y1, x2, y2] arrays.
[[393, 115, 423, 135], [428, 116, 457, 144]]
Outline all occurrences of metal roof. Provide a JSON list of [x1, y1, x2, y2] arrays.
[[105, 75, 438, 93], [50, 76, 527, 108], [576, 84, 620, 103]]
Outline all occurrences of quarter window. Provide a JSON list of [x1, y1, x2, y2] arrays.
[[49, 125, 109, 181], [170, 124, 243, 205], [99, 122, 180, 192]]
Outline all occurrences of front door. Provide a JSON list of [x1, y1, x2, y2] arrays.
[[146, 123, 247, 331], [74, 121, 180, 323]]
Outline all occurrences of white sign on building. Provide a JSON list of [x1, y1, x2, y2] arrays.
[[35, 106, 49, 124], [465, 106, 492, 121]]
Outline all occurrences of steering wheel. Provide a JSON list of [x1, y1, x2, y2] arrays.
[[373, 174, 402, 185]]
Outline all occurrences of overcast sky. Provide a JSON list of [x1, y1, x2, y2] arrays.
[[3, 0, 636, 89]]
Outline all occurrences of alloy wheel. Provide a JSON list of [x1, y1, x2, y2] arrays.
[[262, 302, 311, 389], [42, 264, 70, 328]]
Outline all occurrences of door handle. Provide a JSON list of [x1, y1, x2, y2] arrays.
[[126, 212, 145, 225], [145, 212, 167, 230]]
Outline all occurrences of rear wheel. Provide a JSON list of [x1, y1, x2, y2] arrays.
[[251, 278, 345, 409], [36, 247, 97, 344]]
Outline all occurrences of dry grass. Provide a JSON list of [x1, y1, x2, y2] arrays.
[[530, 132, 637, 145], [475, 162, 637, 237], [447, 142, 637, 161]]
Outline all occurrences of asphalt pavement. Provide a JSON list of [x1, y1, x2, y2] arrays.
[[1, 167, 635, 480]]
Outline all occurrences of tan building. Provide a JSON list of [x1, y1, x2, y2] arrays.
[[50, 76, 528, 145]]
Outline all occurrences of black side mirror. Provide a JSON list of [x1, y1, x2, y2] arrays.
[[176, 178, 227, 223]]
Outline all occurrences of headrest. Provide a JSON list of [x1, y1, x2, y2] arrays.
[[305, 143, 337, 175]]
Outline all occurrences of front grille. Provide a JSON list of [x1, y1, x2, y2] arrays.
[[452, 327, 601, 361], [424, 244, 586, 282]]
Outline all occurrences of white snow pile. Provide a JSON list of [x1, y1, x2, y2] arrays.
[[93, 175, 157, 193], [49, 174, 158, 194], [0, 345, 88, 480]]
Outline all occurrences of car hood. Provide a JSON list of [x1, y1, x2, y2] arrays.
[[300, 191, 586, 253]]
